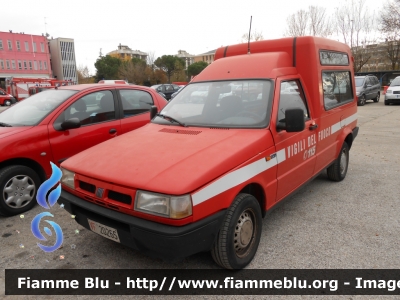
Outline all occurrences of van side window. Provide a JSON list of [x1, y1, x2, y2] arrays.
[[322, 71, 353, 110], [277, 80, 310, 123], [119, 90, 154, 117]]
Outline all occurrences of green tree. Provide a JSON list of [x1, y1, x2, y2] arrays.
[[187, 61, 208, 77], [94, 55, 122, 81], [154, 55, 185, 83]]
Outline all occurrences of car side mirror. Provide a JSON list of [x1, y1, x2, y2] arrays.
[[61, 118, 81, 130], [150, 105, 158, 120], [276, 108, 305, 132]]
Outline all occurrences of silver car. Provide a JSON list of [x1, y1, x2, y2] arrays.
[[384, 76, 400, 105]]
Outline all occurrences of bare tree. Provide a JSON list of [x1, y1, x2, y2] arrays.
[[240, 30, 264, 43], [77, 65, 94, 84], [284, 6, 331, 37], [334, 0, 376, 72], [380, 0, 400, 69]]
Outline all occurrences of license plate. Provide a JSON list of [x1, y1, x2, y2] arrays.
[[87, 219, 120, 243]]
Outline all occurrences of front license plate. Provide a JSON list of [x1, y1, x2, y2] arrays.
[[87, 219, 120, 243]]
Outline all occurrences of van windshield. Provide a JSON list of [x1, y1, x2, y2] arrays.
[[153, 80, 273, 128]]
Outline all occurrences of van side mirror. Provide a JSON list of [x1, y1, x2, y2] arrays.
[[61, 118, 81, 130], [276, 108, 305, 132], [150, 105, 158, 120]]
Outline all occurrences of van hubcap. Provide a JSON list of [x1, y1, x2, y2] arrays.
[[3, 175, 36, 208], [234, 209, 255, 257], [340, 149, 348, 175]]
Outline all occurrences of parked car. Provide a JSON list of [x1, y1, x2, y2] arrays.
[[151, 84, 181, 100], [384, 76, 400, 105], [0, 84, 167, 216], [170, 87, 184, 100], [354, 74, 381, 106], [0, 88, 17, 106]]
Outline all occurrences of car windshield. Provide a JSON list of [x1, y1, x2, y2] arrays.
[[153, 80, 273, 128], [0, 89, 77, 126], [390, 77, 400, 86], [355, 78, 365, 87]]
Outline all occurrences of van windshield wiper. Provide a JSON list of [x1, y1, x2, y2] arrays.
[[156, 114, 186, 127], [0, 122, 12, 127]]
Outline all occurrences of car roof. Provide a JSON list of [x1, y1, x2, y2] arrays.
[[58, 83, 143, 91]]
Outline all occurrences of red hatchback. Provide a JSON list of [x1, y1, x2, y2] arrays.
[[0, 84, 167, 216]]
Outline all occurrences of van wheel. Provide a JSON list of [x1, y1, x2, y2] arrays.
[[373, 92, 380, 102], [211, 193, 262, 269], [357, 95, 366, 106], [0, 166, 40, 216], [327, 142, 349, 182]]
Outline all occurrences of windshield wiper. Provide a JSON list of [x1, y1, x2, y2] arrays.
[[156, 114, 186, 127], [0, 122, 12, 127]]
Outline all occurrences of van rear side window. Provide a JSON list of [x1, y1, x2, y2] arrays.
[[320, 50, 349, 66], [323, 71, 353, 110]]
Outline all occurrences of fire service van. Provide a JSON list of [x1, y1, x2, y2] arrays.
[[59, 36, 358, 269]]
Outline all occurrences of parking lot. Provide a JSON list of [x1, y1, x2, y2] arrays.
[[1, 97, 400, 299]]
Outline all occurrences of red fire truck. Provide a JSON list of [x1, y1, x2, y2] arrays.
[[5, 77, 74, 101]]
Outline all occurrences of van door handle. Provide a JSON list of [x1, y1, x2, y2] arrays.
[[109, 128, 117, 134], [309, 124, 318, 130]]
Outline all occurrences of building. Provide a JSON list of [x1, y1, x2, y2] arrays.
[[0, 31, 52, 88], [175, 50, 194, 69], [107, 44, 148, 61], [48, 37, 78, 84], [194, 49, 217, 64]]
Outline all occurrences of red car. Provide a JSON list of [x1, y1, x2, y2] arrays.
[[0, 84, 167, 216], [0, 88, 17, 106]]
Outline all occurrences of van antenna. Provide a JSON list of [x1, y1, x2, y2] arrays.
[[248, 16, 252, 54]]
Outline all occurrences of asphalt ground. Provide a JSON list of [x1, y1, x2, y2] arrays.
[[1, 96, 400, 299]]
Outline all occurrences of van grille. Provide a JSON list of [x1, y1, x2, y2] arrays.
[[108, 190, 132, 205], [79, 181, 96, 193]]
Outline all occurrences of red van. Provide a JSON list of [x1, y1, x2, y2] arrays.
[[60, 37, 358, 269], [0, 88, 17, 106]]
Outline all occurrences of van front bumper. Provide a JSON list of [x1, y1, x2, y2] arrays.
[[58, 190, 226, 261]]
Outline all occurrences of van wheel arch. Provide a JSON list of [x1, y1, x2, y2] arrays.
[[239, 183, 266, 217]]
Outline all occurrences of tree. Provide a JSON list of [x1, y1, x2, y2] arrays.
[[334, 0, 376, 72], [240, 30, 264, 43], [77, 65, 95, 84], [154, 55, 185, 83], [187, 61, 208, 77], [284, 6, 331, 37], [94, 55, 121, 81], [118, 57, 147, 84], [380, 0, 400, 69]]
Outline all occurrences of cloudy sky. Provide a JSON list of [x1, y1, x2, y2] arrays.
[[4, 0, 382, 74]]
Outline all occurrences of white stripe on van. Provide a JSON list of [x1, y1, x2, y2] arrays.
[[331, 113, 357, 134]]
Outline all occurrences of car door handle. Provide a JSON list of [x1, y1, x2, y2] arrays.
[[309, 124, 318, 130], [109, 128, 117, 134]]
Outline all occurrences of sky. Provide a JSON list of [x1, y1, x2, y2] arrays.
[[3, 0, 384, 75]]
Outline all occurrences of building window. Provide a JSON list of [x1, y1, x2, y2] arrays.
[[44, 61, 47, 69], [24, 60, 27, 70], [40, 42, 44, 52], [33, 42, 37, 52], [0, 40, 3, 50], [18, 60, 22, 70], [25, 41, 29, 51], [6, 60, 10, 69], [39, 61, 42, 70], [16, 41, 20, 51], [11, 60, 15, 69], [34, 60, 37, 70], [29, 61, 32, 70], [0, 60, 4, 69], [8, 40, 12, 50]]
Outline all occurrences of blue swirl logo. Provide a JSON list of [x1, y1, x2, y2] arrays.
[[31, 162, 64, 252]]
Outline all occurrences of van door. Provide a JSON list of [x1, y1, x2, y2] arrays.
[[271, 79, 318, 201]]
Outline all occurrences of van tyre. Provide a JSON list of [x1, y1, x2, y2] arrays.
[[327, 142, 349, 182], [0, 165, 40, 216], [357, 95, 366, 106], [211, 193, 262, 269], [373, 92, 380, 102]]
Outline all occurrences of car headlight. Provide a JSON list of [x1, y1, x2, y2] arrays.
[[61, 167, 75, 189], [135, 191, 192, 219], [386, 90, 392, 94]]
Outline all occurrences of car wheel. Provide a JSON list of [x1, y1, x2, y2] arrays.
[[4, 100, 11, 106], [211, 193, 262, 269], [357, 95, 366, 106], [327, 142, 349, 182], [373, 92, 380, 103], [0, 165, 40, 216]]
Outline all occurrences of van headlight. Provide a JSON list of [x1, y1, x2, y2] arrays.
[[135, 191, 192, 219], [386, 90, 392, 94], [61, 168, 75, 189]]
